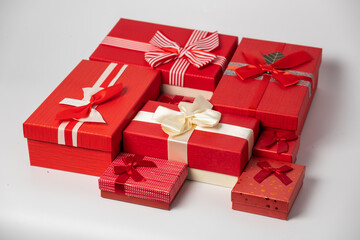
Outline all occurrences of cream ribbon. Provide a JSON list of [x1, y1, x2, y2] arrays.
[[152, 95, 221, 136]]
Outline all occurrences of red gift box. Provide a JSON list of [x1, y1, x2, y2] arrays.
[[211, 38, 322, 134], [157, 93, 194, 105], [23, 60, 161, 176], [123, 99, 259, 177], [99, 153, 188, 210], [90, 18, 238, 94], [253, 129, 300, 163], [231, 157, 305, 220]]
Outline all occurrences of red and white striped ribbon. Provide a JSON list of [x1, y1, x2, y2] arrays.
[[101, 30, 227, 87], [57, 63, 128, 147]]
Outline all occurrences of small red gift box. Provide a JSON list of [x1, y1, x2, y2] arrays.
[[123, 98, 259, 179], [90, 18, 238, 95], [99, 153, 188, 210], [23, 60, 161, 176], [231, 157, 305, 220], [157, 93, 194, 105], [211, 38, 322, 134], [253, 129, 300, 163]]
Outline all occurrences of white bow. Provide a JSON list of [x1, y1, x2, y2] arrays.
[[59, 87, 106, 123], [152, 95, 221, 136]]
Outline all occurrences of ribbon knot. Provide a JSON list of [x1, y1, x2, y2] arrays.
[[145, 31, 219, 69], [254, 161, 293, 185], [234, 51, 313, 87], [152, 95, 221, 136], [257, 130, 298, 154], [56, 83, 123, 123]]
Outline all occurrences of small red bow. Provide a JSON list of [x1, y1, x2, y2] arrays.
[[254, 161, 293, 185], [235, 51, 313, 87], [257, 130, 298, 154], [158, 95, 192, 105], [114, 155, 157, 194], [145, 31, 219, 69], [56, 83, 123, 121]]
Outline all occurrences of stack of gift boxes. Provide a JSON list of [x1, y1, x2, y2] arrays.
[[23, 18, 322, 219]]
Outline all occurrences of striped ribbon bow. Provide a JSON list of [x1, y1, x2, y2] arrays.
[[145, 31, 219, 69]]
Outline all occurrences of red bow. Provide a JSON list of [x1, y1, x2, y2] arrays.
[[145, 31, 219, 68], [257, 130, 298, 154], [254, 161, 293, 185], [56, 83, 123, 121], [235, 51, 313, 87], [158, 95, 192, 105], [114, 155, 157, 194]]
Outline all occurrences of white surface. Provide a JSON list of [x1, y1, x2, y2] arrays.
[[1, 0, 359, 239]]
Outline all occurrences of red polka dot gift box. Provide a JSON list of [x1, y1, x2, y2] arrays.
[[231, 157, 305, 220], [98, 153, 188, 210], [23, 60, 161, 176], [90, 18, 238, 96], [211, 38, 322, 134]]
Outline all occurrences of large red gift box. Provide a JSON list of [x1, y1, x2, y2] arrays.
[[90, 18, 238, 95], [211, 38, 322, 134], [123, 99, 259, 178], [231, 157, 305, 220], [253, 129, 300, 163], [23, 60, 161, 176], [99, 153, 188, 210]]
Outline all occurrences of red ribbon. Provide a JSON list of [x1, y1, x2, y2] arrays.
[[257, 130, 298, 154], [235, 51, 313, 87], [158, 95, 192, 105], [56, 83, 123, 121], [114, 155, 157, 194], [254, 161, 293, 185]]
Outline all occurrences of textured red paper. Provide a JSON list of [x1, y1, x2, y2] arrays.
[[123, 101, 259, 176], [23, 60, 161, 175], [253, 129, 300, 163], [99, 153, 188, 209], [211, 38, 322, 134], [231, 157, 305, 220], [90, 18, 238, 91]]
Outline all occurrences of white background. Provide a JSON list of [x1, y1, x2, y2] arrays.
[[1, 0, 359, 239]]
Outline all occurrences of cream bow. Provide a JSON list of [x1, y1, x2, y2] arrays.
[[152, 95, 221, 136]]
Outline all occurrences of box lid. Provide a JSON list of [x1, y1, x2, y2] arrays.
[[23, 60, 160, 152]]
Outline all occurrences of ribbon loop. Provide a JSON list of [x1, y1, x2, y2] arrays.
[[145, 31, 219, 69], [153, 95, 221, 137], [254, 161, 293, 185], [56, 83, 123, 123]]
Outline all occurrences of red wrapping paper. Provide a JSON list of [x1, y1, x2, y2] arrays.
[[23, 60, 161, 176], [211, 38, 322, 134], [123, 100, 259, 177], [99, 153, 188, 210], [90, 18, 238, 91], [231, 157, 305, 220], [253, 129, 300, 163]]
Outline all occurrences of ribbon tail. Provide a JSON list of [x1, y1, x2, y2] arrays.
[[129, 169, 145, 182], [274, 172, 293, 185], [272, 72, 299, 87], [277, 140, 290, 154], [56, 104, 91, 121]]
